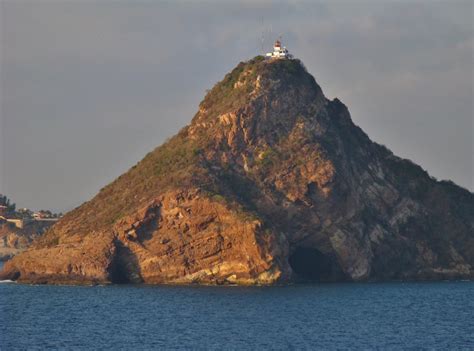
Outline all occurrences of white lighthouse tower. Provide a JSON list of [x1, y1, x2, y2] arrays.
[[266, 39, 293, 59]]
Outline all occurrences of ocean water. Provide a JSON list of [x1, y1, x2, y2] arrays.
[[0, 274, 473, 350]]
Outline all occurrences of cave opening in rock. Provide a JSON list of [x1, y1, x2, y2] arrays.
[[108, 241, 142, 284], [289, 247, 346, 282], [108, 251, 131, 284]]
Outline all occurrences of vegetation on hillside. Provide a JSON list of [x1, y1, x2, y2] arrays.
[[197, 57, 309, 122], [55, 131, 208, 235], [197, 56, 264, 122], [0, 194, 16, 213]]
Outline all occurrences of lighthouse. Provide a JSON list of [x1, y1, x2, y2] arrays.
[[265, 39, 293, 59]]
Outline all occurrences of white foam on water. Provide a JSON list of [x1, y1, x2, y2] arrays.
[[0, 279, 15, 284]]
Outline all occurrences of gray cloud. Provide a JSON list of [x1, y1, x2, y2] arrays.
[[1, 0, 472, 212]]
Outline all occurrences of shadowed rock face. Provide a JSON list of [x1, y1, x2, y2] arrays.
[[2, 57, 473, 285]]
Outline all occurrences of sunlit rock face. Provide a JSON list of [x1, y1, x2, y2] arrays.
[[2, 57, 473, 285]]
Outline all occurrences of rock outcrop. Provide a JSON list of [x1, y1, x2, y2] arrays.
[[2, 56, 473, 284], [0, 220, 54, 261]]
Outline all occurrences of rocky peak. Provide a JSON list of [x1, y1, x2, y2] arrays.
[[190, 57, 326, 144]]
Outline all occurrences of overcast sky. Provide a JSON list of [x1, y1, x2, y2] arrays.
[[0, 0, 472, 212]]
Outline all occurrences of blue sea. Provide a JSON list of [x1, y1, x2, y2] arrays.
[[1, 266, 473, 350]]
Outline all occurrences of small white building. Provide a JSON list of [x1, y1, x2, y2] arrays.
[[266, 39, 293, 59]]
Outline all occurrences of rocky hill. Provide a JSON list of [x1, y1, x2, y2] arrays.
[[1, 56, 473, 284]]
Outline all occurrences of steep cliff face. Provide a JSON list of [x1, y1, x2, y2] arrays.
[[2, 57, 473, 284]]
